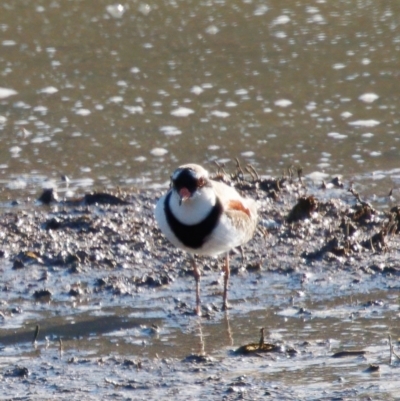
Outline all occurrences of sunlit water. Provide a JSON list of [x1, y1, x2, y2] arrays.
[[0, 0, 399, 200]]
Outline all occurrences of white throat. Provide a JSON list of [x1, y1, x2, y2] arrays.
[[169, 186, 217, 225]]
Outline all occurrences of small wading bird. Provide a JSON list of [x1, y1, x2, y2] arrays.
[[155, 163, 258, 315]]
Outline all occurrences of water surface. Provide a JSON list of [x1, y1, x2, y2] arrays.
[[0, 0, 399, 198]]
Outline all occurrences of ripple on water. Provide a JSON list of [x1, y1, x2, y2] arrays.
[[369, 151, 381, 157], [124, 105, 144, 114], [108, 96, 123, 103], [348, 119, 380, 127], [9, 146, 22, 153], [170, 107, 194, 117], [33, 105, 48, 114], [274, 99, 292, 107], [205, 25, 219, 35], [150, 148, 168, 156], [210, 110, 230, 118], [358, 93, 379, 103], [75, 108, 91, 116], [106, 4, 125, 18], [38, 86, 58, 95], [253, 5, 268, 16], [332, 63, 346, 69], [2, 40, 17, 46], [0, 87, 17, 99], [31, 135, 51, 144], [272, 15, 291, 25], [6, 179, 27, 190], [327, 132, 347, 139], [190, 86, 203, 95], [341, 111, 352, 119], [306, 171, 329, 181], [160, 126, 182, 136]]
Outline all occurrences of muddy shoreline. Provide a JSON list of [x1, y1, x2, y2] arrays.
[[0, 170, 399, 400]]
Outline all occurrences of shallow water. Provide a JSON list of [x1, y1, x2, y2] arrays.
[[0, 0, 400, 199], [1, 253, 400, 399]]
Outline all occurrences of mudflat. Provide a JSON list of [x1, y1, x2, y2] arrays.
[[0, 167, 399, 400]]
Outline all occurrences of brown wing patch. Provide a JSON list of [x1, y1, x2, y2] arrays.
[[227, 200, 251, 217]]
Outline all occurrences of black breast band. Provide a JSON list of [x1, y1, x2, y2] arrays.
[[164, 191, 223, 249]]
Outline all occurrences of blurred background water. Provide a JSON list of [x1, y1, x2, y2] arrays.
[[0, 0, 399, 199]]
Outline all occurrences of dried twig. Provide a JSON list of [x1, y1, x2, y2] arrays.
[[348, 187, 371, 207], [234, 158, 245, 180], [246, 164, 260, 181], [297, 167, 303, 183], [59, 338, 63, 358], [214, 161, 228, 177], [33, 324, 40, 344], [259, 328, 265, 349], [369, 237, 375, 253]]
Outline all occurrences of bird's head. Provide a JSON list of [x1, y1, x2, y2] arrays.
[[171, 164, 210, 205]]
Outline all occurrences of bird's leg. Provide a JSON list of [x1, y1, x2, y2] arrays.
[[222, 252, 230, 310], [192, 255, 202, 316], [239, 245, 245, 266]]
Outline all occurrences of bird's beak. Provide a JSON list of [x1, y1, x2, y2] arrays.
[[178, 188, 192, 205]]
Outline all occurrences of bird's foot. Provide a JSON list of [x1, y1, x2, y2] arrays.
[[195, 304, 202, 317]]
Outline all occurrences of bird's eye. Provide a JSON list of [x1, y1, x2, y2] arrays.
[[197, 177, 206, 187]]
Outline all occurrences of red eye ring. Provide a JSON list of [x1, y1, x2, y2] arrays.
[[197, 177, 206, 187]]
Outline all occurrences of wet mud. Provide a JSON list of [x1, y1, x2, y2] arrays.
[[0, 167, 400, 400]]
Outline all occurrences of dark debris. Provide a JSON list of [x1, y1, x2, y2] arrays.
[[4, 366, 29, 378]]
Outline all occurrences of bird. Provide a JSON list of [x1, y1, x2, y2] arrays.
[[155, 163, 258, 315]]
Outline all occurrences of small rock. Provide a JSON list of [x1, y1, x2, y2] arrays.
[[38, 188, 58, 204], [33, 289, 52, 301], [4, 366, 29, 378], [12, 259, 25, 270]]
